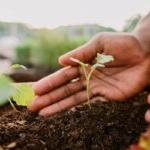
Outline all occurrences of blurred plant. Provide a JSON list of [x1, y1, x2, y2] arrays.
[[0, 64, 34, 109], [0, 75, 14, 106], [123, 14, 141, 32], [14, 40, 35, 66], [14, 29, 88, 69], [30, 29, 87, 68]]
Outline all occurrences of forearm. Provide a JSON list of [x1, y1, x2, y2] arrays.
[[133, 12, 150, 52]]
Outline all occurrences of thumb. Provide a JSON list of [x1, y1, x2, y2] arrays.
[[59, 35, 103, 66]]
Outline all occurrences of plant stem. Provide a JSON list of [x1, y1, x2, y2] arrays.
[[86, 67, 95, 107], [8, 98, 18, 112], [81, 64, 88, 79], [80, 64, 95, 107]]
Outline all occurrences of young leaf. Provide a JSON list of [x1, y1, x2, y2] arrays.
[[96, 53, 114, 64], [92, 63, 105, 69], [0, 75, 14, 106], [13, 83, 34, 106], [11, 64, 27, 70]]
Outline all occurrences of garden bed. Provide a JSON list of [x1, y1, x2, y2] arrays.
[[0, 92, 149, 150]]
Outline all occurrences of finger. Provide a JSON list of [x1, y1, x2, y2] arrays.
[[38, 90, 92, 117], [147, 94, 150, 104], [33, 66, 80, 95], [59, 35, 103, 66], [28, 80, 85, 112], [145, 110, 150, 122], [145, 95, 150, 122]]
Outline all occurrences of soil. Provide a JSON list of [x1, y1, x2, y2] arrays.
[[0, 92, 149, 150]]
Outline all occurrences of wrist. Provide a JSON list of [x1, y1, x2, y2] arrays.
[[133, 12, 150, 53]]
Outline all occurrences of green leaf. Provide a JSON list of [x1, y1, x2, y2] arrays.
[[13, 83, 34, 106], [0, 75, 14, 106], [96, 53, 114, 64], [11, 64, 27, 70], [92, 63, 105, 69]]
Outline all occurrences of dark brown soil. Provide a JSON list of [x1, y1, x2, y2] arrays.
[[0, 92, 149, 150]]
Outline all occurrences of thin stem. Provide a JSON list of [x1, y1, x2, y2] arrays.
[[81, 64, 88, 79], [8, 98, 18, 112], [86, 67, 95, 107]]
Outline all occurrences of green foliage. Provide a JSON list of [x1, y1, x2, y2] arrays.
[[14, 40, 35, 65], [123, 15, 141, 32], [13, 23, 117, 69], [0, 75, 14, 105], [30, 30, 87, 68], [13, 83, 34, 106], [0, 65, 34, 108], [11, 64, 27, 70], [14, 30, 88, 68], [71, 53, 114, 106]]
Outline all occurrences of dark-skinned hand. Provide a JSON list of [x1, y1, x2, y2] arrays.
[[28, 32, 150, 118]]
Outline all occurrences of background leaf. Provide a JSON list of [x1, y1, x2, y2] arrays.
[[0, 75, 14, 106], [13, 83, 34, 106], [11, 64, 27, 70]]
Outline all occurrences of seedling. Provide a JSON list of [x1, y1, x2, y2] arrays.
[[70, 53, 114, 106], [11, 64, 28, 70], [0, 64, 34, 110]]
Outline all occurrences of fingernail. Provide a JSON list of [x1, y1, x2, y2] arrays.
[[145, 110, 150, 122]]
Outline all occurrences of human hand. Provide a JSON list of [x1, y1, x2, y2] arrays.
[[28, 32, 150, 117]]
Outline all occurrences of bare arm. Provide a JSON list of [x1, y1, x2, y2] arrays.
[[134, 12, 150, 53]]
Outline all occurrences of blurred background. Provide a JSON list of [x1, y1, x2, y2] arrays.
[[0, 0, 149, 82]]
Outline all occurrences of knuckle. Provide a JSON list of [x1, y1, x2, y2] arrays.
[[47, 93, 54, 103], [62, 69, 70, 82], [127, 34, 137, 42], [47, 80, 54, 91], [125, 34, 141, 48], [64, 84, 72, 97], [56, 102, 63, 112], [94, 32, 107, 39]]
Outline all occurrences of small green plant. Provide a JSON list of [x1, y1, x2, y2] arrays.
[[11, 64, 28, 70], [70, 53, 114, 106], [0, 64, 34, 109]]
